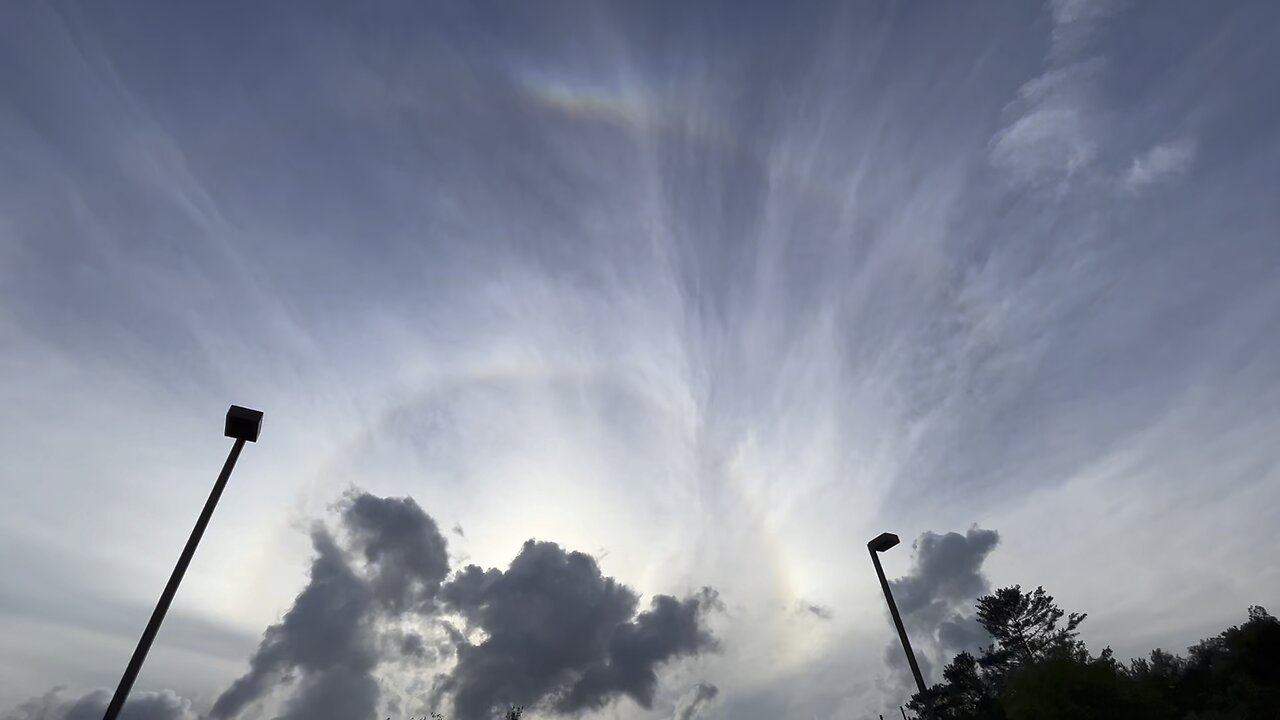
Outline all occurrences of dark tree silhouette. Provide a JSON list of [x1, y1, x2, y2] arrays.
[[907, 586, 1279, 720], [975, 585, 1086, 670], [914, 651, 1006, 720], [1165, 605, 1280, 718]]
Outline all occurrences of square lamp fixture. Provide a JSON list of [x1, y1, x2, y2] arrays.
[[225, 405, 264, 442]]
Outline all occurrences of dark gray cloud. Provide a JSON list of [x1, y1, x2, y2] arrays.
[[342, 492, 452, 612], [882, 640, 933, 690], [1, 688, 196, 720], [210, 528, 378, 720], [880, 527, 1000, 691], [273, 669, 380, 720], [399, 632, 428, 658], [937, 615, 989, 655], [673, 682, 719, 720], [564, 591, 722, 713], [438, 540, 721, 720], [56, 491, 716, 720], [890, 528, 1000, 618], [211, 492, 450, 720]]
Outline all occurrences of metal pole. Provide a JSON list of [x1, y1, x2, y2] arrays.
[[870, 548, 933, 719], [102, 438, 246, 720], [901, 705, 909, 720]]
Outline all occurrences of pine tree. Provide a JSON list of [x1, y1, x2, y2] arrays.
[[975, 585, 1086, 671]]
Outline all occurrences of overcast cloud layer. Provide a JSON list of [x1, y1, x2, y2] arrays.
[[3, 1, 1279, 718]]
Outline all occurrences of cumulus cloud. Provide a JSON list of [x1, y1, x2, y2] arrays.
[[1123, 139, 1196, 191], [343, 493, 453, 612], [211, 492, 450, 720], [878, 527, 1000, 696], [0, 688, 197, 720], [673, 683, 719, 720], [890, 528, 1000, 620], [190, 490, 717, 720], [437, 541, 721, 720], [882, 639, 934, 690], [398, 631, 428, 658]]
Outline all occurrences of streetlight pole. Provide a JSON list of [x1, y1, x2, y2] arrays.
[[102, 405, 263, 720], [868, 532, 934, 720]]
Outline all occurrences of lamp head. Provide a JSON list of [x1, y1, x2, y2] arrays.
[[868, 532, 900, 553], [225, 405, 264, 442]]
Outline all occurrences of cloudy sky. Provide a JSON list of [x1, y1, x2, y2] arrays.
[[2, 0, 1279, 718]]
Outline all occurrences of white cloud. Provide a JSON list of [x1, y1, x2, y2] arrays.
[[993, 1, 1202, 198], [990, 0, 1123, 189], [989, 62, 1101, 188], [1123, 138, 1197, 191], [1050, 0, 1123, 26]]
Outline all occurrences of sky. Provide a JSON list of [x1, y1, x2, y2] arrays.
[[1, 0, 1279, 718]]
